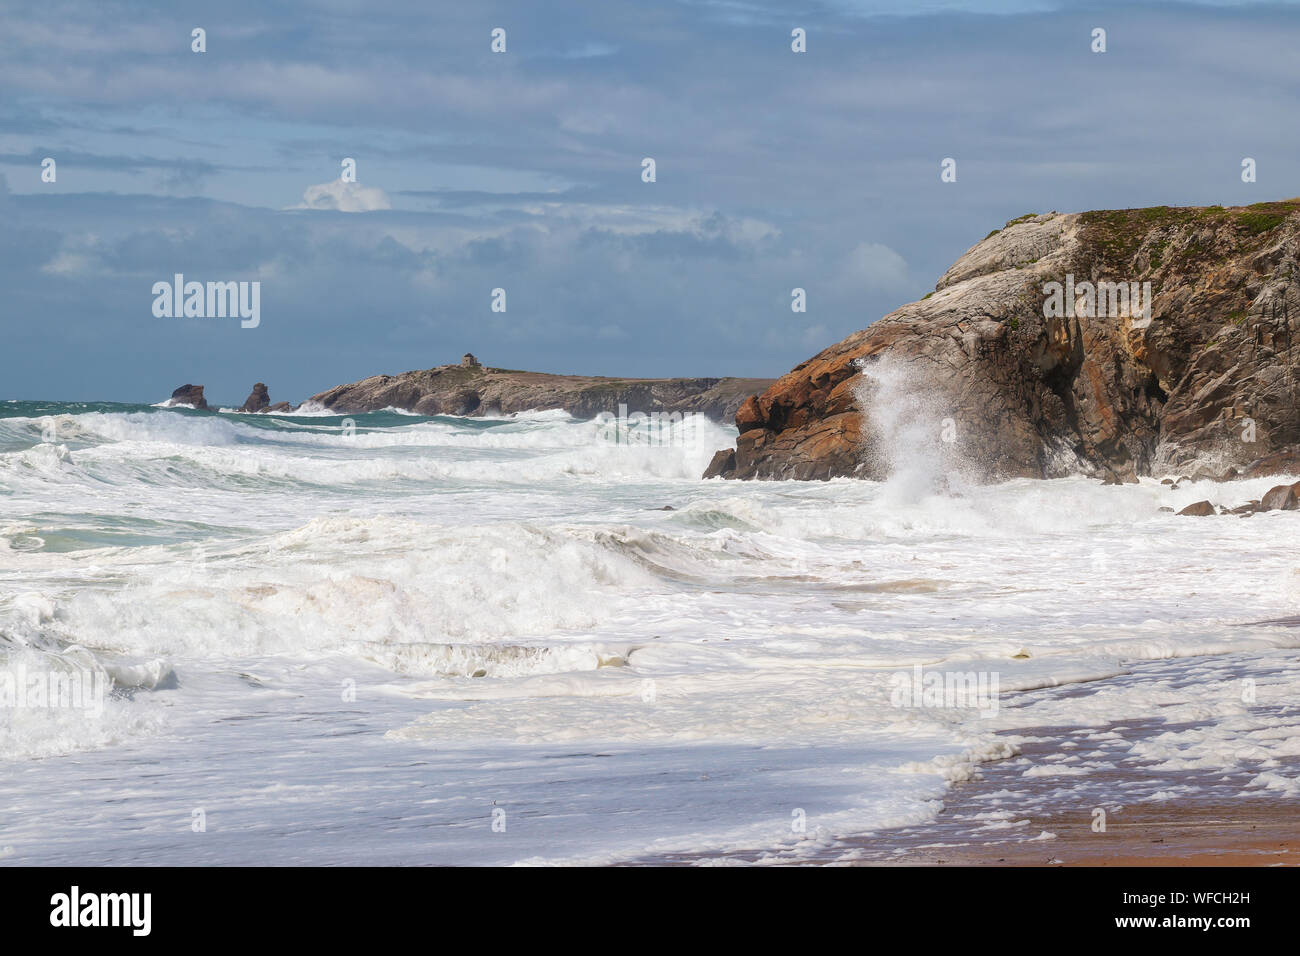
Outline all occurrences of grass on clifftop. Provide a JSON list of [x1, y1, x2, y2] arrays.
[[1080, 199, 1300, 265]]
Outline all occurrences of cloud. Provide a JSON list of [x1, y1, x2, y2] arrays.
[[4, 0, 1300, 403], [839, 242, 910, 291], [292, 180, 391, 213], [558, 42, 619, 59]]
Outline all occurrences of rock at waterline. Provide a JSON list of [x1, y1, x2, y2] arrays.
[[1177, 500, 1217, 516], [240, 383, 270, 413], [703, 449, 736, 479], [1260, 482, 1300, 512], [166, 384, 208, 410]]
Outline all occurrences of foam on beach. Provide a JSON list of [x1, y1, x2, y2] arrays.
[[1, 399, 1298, 864]]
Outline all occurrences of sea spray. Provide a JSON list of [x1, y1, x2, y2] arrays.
[[852, 354, 971, 497]]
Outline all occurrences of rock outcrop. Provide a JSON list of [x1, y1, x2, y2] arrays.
[[240, 383, 270, 413], [708, 201, 1300, 481], [165, 384, 208, 410], [1260, 481, 1300, 511], [307, 365, 773, 422], [164, 383, 295, 413], [1177, 480, 1300, 516]]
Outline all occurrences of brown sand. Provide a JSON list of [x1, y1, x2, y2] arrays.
[[864, 798, 1296, 866], [851, 722, 1298, 867]]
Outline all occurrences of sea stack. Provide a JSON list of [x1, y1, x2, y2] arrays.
[[240, 383, 271, 413], [166, 384, 209, 410]]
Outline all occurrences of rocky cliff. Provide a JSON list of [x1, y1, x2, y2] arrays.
[[707, 201, 1300, 482], [306, 365, 772, 422]]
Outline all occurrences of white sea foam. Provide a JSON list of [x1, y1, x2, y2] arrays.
[[1, 400, 1298, 864]]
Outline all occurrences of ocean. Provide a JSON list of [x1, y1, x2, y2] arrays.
[[1, 398, 1298, 865]]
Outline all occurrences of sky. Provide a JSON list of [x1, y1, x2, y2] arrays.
[[2, 0, 1298, 405]]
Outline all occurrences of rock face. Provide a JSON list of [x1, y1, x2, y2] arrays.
[[166, 384, 208, 410], [709, 201, 1300, 481], [307, 365, 773, 422], [1240, 450, 1300, 478], [240, 383, 270, 413]]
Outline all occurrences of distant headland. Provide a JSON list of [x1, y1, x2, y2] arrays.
[[162, 353, 773, 423]]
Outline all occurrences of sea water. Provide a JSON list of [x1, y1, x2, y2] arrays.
[[1, 398, 1298, 864]]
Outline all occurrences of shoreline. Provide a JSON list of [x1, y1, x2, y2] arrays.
[[632, 650, 1300, 867], [855, 651, 1300, 867], [854, 739, 1297, 867]]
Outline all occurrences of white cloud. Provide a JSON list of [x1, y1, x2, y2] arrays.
[[839, 241, 909, 290], [292, 179, 391, 213], [41, 252, 97, 275]]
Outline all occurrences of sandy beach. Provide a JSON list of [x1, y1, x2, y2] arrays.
[[626, 650, 1300, 867], [854, 655, 1300, 867], [861, 765, 1297, 867]]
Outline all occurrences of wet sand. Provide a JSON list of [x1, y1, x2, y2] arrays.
[[851, 651, 1300, 867], [854, 738, 1297, 867], [636, 651, 1300, 866]]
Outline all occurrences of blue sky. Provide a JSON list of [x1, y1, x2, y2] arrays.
[[2, 0, 1298, 404]]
